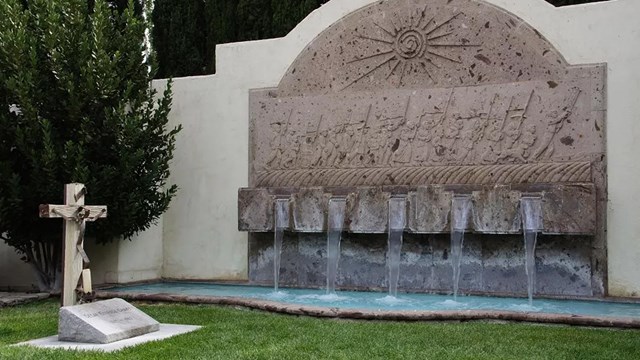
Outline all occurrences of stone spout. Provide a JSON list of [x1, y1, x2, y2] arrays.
[[238, 183, 596, 235]]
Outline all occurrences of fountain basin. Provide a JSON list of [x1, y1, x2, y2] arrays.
[[100, 282, 640, 328], [238, 0, 608, 302]]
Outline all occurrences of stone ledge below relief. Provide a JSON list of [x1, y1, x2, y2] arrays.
[[254, 161, 591, 188]]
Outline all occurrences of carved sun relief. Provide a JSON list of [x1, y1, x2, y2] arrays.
[[345, 6, 478, 89]]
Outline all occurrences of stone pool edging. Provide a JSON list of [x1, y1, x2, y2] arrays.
[[96, 291, 640, 329], [120, 279, 640, 304]]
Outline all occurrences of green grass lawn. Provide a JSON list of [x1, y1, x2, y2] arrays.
[[1, 300, 639, 359]]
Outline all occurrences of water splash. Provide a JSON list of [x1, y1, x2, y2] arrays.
[[508, 303, 542, 313], [521, 196, 543, 306], [375, 295, 410, 306], [440, 299, 468, 308], [451, 195, 472, 301], [273, 199, 289, 292], [267, 290, 289, 300], [297, 293, 350, 302], [326, 197, 346, 294], [387, 197, 406, 297]]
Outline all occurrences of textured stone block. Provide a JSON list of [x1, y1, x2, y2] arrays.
[[292, 188, 327, 232], [274, 197, 292, 230], [238, 188, 274, 231], [481, 235, 528, 294], [472, 186, 521, 233], [535, 236, 592, 296], [58, 298, 159, 344], [346, 187, 389, 233], [451, 194, 473, 231], [338, 234, 387, 290], [542, 184, 596, 235], [408, 186, 452, 233]]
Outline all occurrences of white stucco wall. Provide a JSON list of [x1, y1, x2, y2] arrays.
[[158, 0, 640, 297], [157, 0, 380, 281]]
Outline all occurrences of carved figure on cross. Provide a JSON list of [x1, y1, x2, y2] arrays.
[[39, 183, 107, 307]]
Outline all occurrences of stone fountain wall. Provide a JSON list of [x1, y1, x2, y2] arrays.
[[239, 0, 606, 298], [248, 232, 594, 296], [242, 184, 598, 296]]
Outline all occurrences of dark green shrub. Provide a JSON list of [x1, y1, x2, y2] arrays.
[[0, 0, 180, 291]]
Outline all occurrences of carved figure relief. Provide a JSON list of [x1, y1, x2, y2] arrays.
[[265, 121, 284, 169], [532, 89, 582, 159], [252, 78, 599, 176], [411, 111, 439, 165]]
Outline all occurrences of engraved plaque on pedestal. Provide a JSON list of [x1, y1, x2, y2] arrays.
[[58, 298, 159, 344]]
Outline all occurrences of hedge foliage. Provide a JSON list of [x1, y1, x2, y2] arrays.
[[0, 0, 179, 290]]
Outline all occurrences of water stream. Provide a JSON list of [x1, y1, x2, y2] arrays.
[[451, 195, 472, 301], [521, 196, 543, 306], [387, 197, 406, 297], [326, 197, 346, 294], [273, 199, 289, 292]]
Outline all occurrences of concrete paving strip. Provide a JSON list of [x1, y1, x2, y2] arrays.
[[0, 292, 49, 307], [14, 324, 201, 352]]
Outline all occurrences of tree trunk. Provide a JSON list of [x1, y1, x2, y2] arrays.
[[30, 263, 61, 293], [24, 241, 62, 293]]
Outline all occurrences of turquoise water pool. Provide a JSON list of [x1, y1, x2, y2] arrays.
[[109, 282, 640, 319]]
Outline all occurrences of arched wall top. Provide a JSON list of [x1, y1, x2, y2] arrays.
[[278, 0, 570, 96], [247, 0, 606, 189]]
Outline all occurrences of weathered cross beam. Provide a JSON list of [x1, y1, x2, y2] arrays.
[[39, 183, 107, 307]]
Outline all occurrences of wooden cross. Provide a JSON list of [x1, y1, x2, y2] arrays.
[[39, 183, 107, 307]]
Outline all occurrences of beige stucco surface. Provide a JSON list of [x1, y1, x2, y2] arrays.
[[87, 222, 164, 285], [1, 0, 639, 297], [0, 223, 162, 290], [0, 241, 37, 291]]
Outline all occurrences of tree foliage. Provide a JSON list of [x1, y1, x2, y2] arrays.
[[0, 0, 180, 291], [152, 0, 207, 78], [151, 0, 609, 78]]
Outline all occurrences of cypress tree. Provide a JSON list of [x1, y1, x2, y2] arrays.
[[236, 0, 273, 40], [204, 0, 238, 74], [152, 0, 207, 78], [149, 0, 606, 78], [271, 0, 296, 37]]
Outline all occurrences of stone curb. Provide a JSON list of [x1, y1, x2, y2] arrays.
[[96, 291, 640, 329]]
